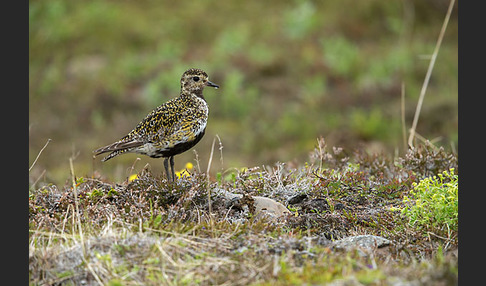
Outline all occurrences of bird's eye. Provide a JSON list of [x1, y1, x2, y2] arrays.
[[193, 76, 200, 82]]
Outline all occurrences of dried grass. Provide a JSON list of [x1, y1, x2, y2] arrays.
[[29, 139, 457, 285]]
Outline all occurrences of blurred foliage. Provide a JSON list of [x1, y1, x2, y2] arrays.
[[29, 0, 457, 185]]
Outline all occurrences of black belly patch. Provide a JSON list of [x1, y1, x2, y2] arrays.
[[150, 129, 205, 158]]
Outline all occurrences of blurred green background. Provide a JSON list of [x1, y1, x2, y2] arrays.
[[29, 0, 457, 186]]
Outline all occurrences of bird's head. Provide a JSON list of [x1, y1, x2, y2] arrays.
[[181, 68, 219, 95]]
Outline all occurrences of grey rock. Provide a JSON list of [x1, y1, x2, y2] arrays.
[[332, 235, 391, 256], [215, 188, 291, 219]]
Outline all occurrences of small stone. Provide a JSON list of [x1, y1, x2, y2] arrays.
[[253, 196, 291, 218], [217, 188, 290, 220], [332, 235, 391, 256], [288, 194, 307, 205], [334, 203, 345, 210], [301, 198, 329, 213]]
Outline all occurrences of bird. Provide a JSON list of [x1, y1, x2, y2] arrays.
[[93, 68, 219, 182]]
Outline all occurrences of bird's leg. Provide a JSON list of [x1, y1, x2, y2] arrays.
[[163, 157, 171, 182], [169, 156, 175, 182]]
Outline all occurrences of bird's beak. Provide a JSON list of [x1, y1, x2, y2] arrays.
[[206, 80, 219, 89]]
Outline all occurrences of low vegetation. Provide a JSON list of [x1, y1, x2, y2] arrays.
[[29, 140, 458, 285], [402, 168, 458, 239]]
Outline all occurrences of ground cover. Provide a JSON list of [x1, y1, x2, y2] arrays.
[[29, 140, 458, 285]]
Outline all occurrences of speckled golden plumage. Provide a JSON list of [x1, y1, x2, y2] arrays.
[[93, 68, 219, 181]]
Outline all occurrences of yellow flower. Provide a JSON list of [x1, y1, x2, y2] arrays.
[[128, 174, 138, 182], [176, 162, 194, 179]]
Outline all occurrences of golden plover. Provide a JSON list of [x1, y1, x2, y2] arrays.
[[93, 68, 219, 181]]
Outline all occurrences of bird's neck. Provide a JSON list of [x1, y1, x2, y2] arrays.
[[181, 89, 205, 101]]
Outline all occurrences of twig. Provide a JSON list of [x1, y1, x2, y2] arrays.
[[69, 156, 104, 286], [126, 157, 141, 183], [129, 157, 141, 174], [193, 149, 201, 173], [29, 138, 51, 172], [427, 231, 452, 243], [216, 134, 224, 172], [207, 137, 217, 215], [207, 137, 216, 179], [450, 140, 456, 155], [29, 169, 46, 191], [413, 131, 440, 151], [69, 158, 84, 252], [408, 0, 455, 148], [400, 82, 407, 152]]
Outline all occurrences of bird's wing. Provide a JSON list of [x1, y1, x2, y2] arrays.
[[94, 100, 181, 154], [129, 99, 183, 139], [93, 97, 191, 159], [164, 123, 198, 146]]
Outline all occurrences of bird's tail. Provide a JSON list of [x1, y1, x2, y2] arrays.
[[93, 140, 143, 161], [93, 146, 118, 162]]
